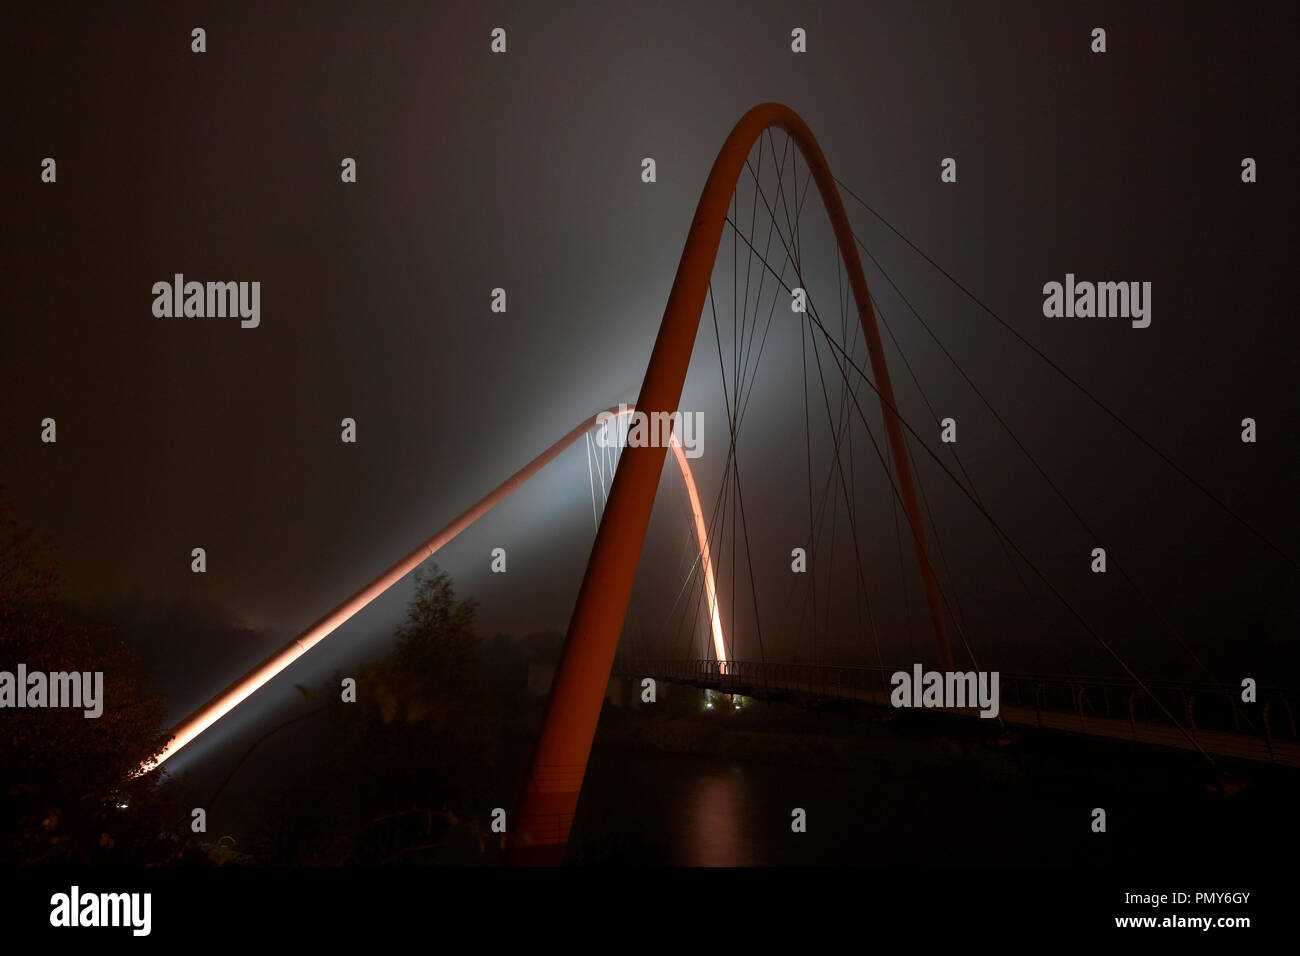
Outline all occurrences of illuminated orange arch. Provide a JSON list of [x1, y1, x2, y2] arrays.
[[513, 103, 953, 860]]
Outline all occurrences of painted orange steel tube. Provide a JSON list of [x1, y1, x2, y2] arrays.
[[512, 103, 953, 862], [142, 406, 722, 773]]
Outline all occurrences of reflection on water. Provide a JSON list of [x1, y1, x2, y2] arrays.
[[568, 729, 1287, 867], [572, 746, 868, 866], [682, 767, 752, 866]]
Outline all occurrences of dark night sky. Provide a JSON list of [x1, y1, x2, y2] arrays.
[[2, 2, 1297, 765]]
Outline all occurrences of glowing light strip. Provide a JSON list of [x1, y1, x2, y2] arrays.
[[669, 433, 727, 669], [143, 405, 724, 772]]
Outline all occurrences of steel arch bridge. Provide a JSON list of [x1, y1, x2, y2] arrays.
[[512, 103, 952, 859], [136, 103, 1293, 865], [142, 103, 953, 860]]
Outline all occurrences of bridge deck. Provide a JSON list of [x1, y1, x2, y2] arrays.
[[615, 659, 1300, 769]]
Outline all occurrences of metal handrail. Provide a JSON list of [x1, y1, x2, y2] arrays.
[[611, 657, 1298, 742]]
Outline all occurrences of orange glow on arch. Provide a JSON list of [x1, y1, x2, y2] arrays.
[[668, 432, 727, 668], [606, 405, 727, 669]]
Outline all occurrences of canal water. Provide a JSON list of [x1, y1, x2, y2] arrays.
[[176, 687, 1297, 867], [565, 698, 1295, 867]]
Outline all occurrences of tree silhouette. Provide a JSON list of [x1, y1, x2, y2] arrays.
[[249, 564, 502, 864], [0, 496, 177, 864]]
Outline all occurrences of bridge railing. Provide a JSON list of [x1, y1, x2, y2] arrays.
[[613, 657, 1300, 753]]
